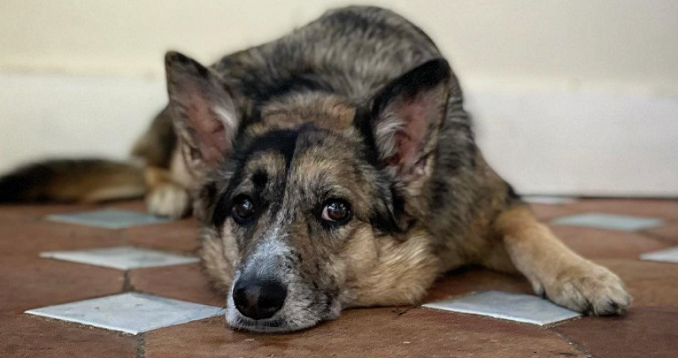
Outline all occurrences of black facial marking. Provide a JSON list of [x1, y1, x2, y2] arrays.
[[212, 193, 230, 228], [242, 129, 299, 169], [369, 208, 401, 236], [252, 170, 268, 189], [211, 130, 300, 228]]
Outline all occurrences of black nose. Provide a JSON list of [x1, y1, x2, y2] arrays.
[[233, 279, 287, 320]]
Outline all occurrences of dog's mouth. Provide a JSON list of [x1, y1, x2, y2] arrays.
[[227, 314, 290, 333], [225, 305, 323, 333]]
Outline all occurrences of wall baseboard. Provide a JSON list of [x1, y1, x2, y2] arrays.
[[1, 72, 676, 196]]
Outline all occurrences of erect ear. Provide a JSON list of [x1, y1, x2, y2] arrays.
[[165, 51, 239, 172], [366, 59, 451, 188]]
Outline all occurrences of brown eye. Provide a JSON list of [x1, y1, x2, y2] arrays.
[[232, 196, 255, 223], [321, 200, 351, 223]]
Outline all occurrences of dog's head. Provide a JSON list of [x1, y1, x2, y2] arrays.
[[165, 52, 451, 332]]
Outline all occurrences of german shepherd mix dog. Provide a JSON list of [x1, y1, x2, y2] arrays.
[[0, 6, 629, 332]]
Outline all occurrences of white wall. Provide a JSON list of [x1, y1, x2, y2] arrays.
[[1, 1, 677, 195]]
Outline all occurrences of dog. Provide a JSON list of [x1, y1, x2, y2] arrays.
[[0, 6, 630, 332]]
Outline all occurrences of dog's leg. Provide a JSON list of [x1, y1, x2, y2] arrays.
[[489, 204, 630, 315], [143, 166, 191, 218]]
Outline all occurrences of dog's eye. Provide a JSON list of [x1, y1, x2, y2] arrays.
[[232, 195, 255, 223], [321, 199, 351, 223]]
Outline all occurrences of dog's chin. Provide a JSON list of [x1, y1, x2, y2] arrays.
[[225, 307, 322, 333]]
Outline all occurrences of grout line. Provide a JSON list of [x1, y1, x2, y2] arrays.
[[135, 333, 146, 358], [391, 305, 416, 317], [637, 230, 678, 246], [550, 329, 598, 358], [118, 225, 130, 246], [122, 271, 136, 292]]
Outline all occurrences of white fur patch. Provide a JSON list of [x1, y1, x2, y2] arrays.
[[145, 183, 190, 218]]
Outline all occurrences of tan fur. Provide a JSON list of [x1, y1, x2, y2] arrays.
[[489, 205, 630, 314], [248, 94, 356, 136], [338, 226, 440, 307], [144, 164, 191, 219], [200, 224, 239, 294], [46, 162, 146, 203], [81, 185, 146, 202]]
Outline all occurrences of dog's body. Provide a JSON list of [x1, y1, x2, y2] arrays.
[[0, 6, 629, 332]]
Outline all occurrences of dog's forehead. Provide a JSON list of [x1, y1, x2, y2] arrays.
[[238, 125, 360, 183], [251, 93, 357, 135]]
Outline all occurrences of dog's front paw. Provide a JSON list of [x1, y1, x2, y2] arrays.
[[540, 263, 631, 316], [146, 183, 190, 219]]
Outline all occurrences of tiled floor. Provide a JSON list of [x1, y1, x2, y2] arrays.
[[2, 198, 677, 357]]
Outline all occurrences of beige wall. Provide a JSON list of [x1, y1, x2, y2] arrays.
[[1, 1, 677, 195], [1, 0, 677, 94]]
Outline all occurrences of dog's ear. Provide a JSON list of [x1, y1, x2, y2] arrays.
[[365, 59, 451, 190], [165, 51, 239, 173]]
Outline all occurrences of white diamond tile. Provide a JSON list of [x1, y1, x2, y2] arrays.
[[551, 213, 663, 231], [640, 246, 678, 264], [40, 246, 198, 270], [46, 209, 170, 229], [523, 196, 577, 205], [25, 292, 223, 334], [422, 291, 580, 326]]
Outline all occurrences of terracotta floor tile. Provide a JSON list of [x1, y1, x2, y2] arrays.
[[0, 256, 123, 314], [0, 219, 124, 256], [124, 218, 200, 254], [550, 225, 671, 259], [129, 263, 224, 307], [642, 221, 678, 244], [568, 199, 678, 220], [424, 267, 533, 303], [0, 313, 136, 358], [594, 259, 678, 307], [529, 203, 582, 221], [554, 307, 678, 358], [145, 309, 585, 358]]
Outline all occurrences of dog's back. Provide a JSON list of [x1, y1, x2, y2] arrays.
[[214, 6, 449, 107]]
